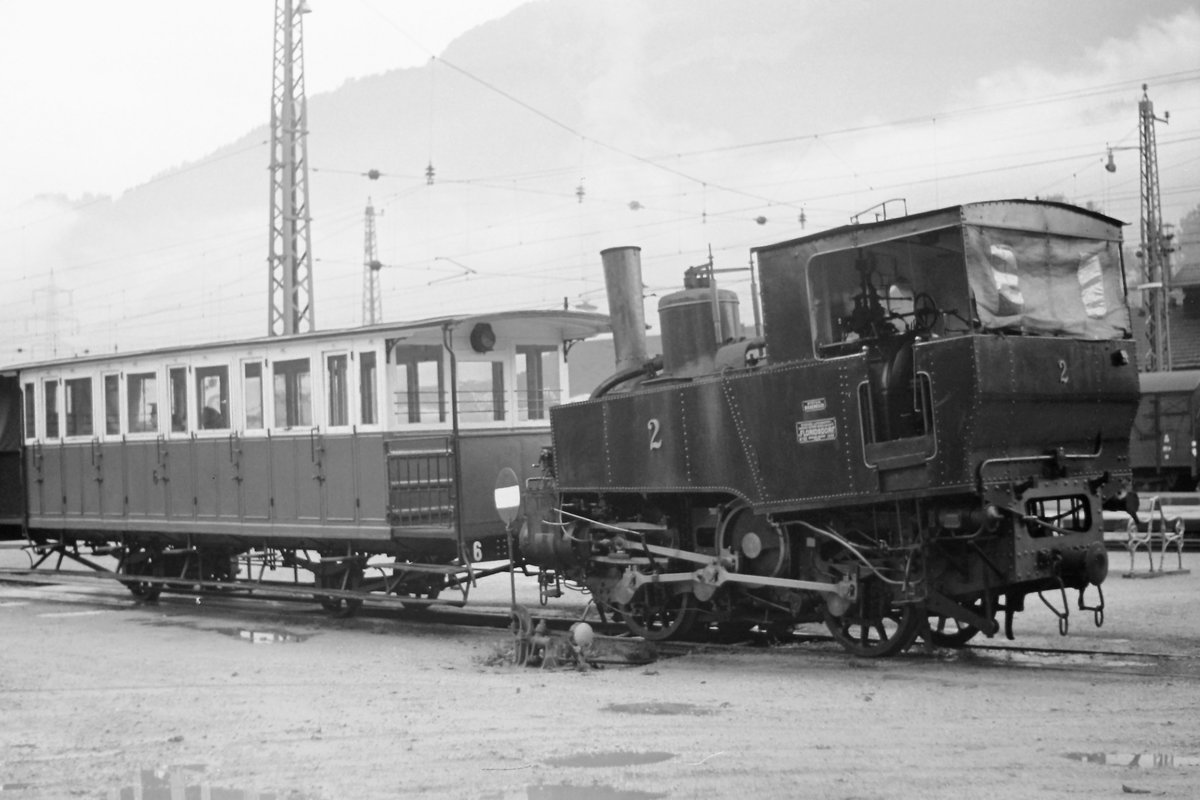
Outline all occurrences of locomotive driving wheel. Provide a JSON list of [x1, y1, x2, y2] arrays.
[[823, 601, 921, 657], [924, 599, 992, 648], [816, 535, 920, 657], [618, 582, 699, 642]]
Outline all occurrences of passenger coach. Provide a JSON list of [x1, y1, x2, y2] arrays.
[[0, 310, 607, 609]]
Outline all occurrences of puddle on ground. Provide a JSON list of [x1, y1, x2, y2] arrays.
[[106, 764, 303, 799], [978, 650, 1158, 671], [527, 785, 668, 800], [227, 627, 308, 644], [139, 617, 309, 644], [545, 752, 674, 768], [602, 702, 714, 716], [1065, 752, 1200, 768]]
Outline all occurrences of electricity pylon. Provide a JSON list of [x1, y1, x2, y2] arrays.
[[267, 0, 315, 336]]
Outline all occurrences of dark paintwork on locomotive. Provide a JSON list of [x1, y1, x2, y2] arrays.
[[553, 335, 1137, 509], [553, 201, 1139, 513]]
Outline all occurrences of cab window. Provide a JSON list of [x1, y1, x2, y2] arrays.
[[809, 227, 970, 356]]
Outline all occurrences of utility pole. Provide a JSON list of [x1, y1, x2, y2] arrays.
[[267, 0, 315, 336], [1139, 84, 1174, 371], [31, 270, 76, 360], [1109, 84, 1173, 371], [363, 199, 383, 325]]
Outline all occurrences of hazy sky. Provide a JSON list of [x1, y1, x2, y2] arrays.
[[0, 0, 527, 210], [0, 0, 1198, 362]]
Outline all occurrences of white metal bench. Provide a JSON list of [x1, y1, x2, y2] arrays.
[[1124, 495, 1186, 575]]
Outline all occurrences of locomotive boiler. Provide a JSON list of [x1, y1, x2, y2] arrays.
[[519, 200, 1140, 656]]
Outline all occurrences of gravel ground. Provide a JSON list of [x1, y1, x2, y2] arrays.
[[0, 548, 1198, 800]]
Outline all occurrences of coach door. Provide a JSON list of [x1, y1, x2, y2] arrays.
[[0, 376, 24, 534]]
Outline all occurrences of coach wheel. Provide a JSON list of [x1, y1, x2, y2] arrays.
[[619, 583, 698, 642], [823, 600, 921, 658], [317, 566, 364, 618], [119, 547, 163, 602]]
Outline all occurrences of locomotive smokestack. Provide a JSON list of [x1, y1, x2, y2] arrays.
[[600, 246, 649, 371]]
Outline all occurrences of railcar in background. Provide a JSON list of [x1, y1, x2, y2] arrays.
[[0, 311, 607, 610], [1129, 369, 1200, 492], [519, 200, 1141, 656]]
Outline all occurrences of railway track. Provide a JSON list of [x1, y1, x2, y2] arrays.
[[4, 565, 1197, 680]]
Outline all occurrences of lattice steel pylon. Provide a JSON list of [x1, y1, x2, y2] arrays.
[[267, 0, 315, 336], [1138, 84, 1172, 371], [362, 199, 383, 325]]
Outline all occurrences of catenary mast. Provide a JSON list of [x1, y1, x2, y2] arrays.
[[362, 199, 383, 325], [1137, 84, 1172, 371], [267, 0, 315, 336]]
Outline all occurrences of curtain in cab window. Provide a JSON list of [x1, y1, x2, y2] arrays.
[[964, 226, 1130, 338]]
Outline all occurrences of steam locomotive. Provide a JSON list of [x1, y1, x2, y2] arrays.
[[518, 200, 1141, 656]]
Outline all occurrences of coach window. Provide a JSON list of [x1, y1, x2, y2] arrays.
[[23, 383, 36, 440], [127, 372, 158, 433], [457, 361, 505, 423], [392, 345, 444, 424], [516, 345, 560, 420], [103, 374, 120, 435], [243, 361, 265, 430], [196, 365, 229, 430], [326, 353, 349, 427], [64, 377, 94, 437], [44, 379, 60, 439], [360, 351, 378, 425], [273, 357, 312, 428], [168, 367, 188, 433]]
